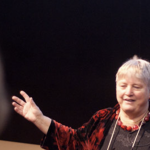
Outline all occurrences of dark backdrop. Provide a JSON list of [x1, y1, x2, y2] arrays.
[[0, 0, 150, 144]]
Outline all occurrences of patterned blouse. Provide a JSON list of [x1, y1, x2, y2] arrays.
[[40, 104, 119, 150]]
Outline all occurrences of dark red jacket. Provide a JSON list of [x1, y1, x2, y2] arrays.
[[41, 104, 119, 150]]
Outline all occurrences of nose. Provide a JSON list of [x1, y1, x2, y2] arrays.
[[125, 86, 133, 96]]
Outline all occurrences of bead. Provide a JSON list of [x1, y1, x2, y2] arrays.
[[121, 124, 127, 130], [116, 109, 120, 115], [115, 115, 118, 120], [117, 120, 122, 126], [133, 125, 139, 130], [126, 126, 132, 131], [144, 117, 149, 122]]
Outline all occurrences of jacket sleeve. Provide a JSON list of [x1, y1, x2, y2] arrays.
[[40, 108, 111, 150]]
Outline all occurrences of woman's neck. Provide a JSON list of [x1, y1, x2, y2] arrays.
[[119, 109, 148, 127]]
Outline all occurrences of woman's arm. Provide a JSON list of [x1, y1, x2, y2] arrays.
[[12, 90, 51, 134]]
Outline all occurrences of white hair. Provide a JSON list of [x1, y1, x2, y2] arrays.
[[116, 55, 150, 89]]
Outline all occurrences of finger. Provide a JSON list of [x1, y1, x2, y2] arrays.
[[20, 90, 30, 102], [14, 105, 23, 116], [12, 96, 25, 106], [12, 102, 23, 112], [12, 101, 21, 107], [29, 97, 36, 106]]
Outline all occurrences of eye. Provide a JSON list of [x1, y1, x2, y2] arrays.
[[133, 85, 141, 89], [120, 84, 126, 88]]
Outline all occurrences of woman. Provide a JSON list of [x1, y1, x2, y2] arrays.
[[12, 56, 150, 150]]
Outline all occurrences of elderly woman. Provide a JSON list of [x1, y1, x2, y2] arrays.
[[12, 56, 150, 150]]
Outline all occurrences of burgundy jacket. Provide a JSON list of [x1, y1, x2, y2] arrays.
[[41, 104, 119, 150]]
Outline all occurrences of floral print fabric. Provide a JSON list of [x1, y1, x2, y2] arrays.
[[41, 104, 119, 150]]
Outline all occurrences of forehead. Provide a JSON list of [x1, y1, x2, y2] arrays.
[[117, 73, 147, 87], [117, 75, 145, 84]]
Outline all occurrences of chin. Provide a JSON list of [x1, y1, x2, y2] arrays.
[[120, 105, 135, 113]]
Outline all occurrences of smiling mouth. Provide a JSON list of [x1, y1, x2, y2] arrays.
[[124, 99, 135, 102]]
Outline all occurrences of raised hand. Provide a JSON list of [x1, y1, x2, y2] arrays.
[[12, 91, 43, 123], [12, 90, 51, 134]]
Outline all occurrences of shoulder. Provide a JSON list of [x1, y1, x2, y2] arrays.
[[93, 108, 112, 119], [93, 104, 119, 120]]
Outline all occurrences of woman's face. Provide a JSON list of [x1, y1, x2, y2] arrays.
[[116, 75, 150, 115]]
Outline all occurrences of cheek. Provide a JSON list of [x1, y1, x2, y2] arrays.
[[116, 88, 123, 96], [136, 91, 149, 101], [116, 89, 124, 102]]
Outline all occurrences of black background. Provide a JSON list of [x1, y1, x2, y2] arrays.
[[0, 0, 150, 144]]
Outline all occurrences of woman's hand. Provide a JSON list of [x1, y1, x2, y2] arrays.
[[12, 90, 51, 134], [12, 91, 43, 123]]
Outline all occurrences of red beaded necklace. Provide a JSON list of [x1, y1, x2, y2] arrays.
[[115, 109, 150, 131]]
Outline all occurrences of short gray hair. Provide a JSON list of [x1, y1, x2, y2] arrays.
[[116, 55, 150, 89]]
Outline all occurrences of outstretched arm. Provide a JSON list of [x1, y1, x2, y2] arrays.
[[12, 90, 51, 134]]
